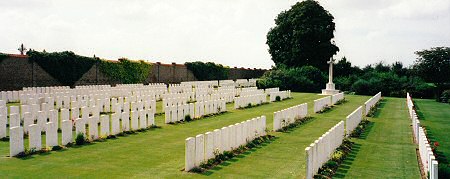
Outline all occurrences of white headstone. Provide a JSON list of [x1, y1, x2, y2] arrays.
[[195, 134, 205, 166], [88, 116, 98, 140], [131, 111, 138, 130], [28, 124, 41, 150], [75, 118, 86, 136], [139, 110, 146, 129], [46, 122, 58, 147], [185, 137, 196, 171], [9, 113, 20, 128], [122, 112, 130, 132], [100, 115, 110, 137], [10, 126, 24, 157], [205, 132, 214, 160], [0, 114, 6, 138], [111, 113, 120, 135], [61, 120, 72, 145]]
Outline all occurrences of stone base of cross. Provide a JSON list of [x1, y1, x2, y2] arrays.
[[321, 83, 340, 95]]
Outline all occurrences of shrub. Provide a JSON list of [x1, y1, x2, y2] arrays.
[[257, 66, 326, 92], [75, 132, 87, 145], [275, 96, 281, 101], [440, 90, 450, 103], [0, 53, 9, 63], [52, 145, 63, 151], [184, 115, 192, 122]]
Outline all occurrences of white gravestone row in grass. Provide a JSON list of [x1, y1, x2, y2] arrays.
[[305, 121, 345, 179], [406, 93, 438, 179], [234, 94, 267, 109], [269, 90, 291, 102], [218, 80, 235, 87], [181, 80, 218, 88], [1, 92, 157, 135], [331, 92, 344, 105], [165, 99, 227, 123], [364, 92, 382, 116], [264, 87, 279, 95], [0, 91, 21, 103], [273, 103, 308, 131], [239, 88, 263, 97], [313, 96, 332, 113], [9, 107, 155, 157], [196, 92, 235, 103], [345, 106, 363, 136], [185, 116, 267, 171]]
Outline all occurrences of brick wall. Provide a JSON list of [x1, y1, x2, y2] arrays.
[[0, 54, 267, 90]]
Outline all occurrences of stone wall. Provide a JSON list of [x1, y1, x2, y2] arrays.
[[0, 54, 267, 90], [0, 55, 62, 90]]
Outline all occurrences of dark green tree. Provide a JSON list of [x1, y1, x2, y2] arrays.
[[414, 47, 450, 99], [266, 0, 339, 71]]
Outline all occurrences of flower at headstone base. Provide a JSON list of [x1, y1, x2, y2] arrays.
[[434, 141, 440, 147]]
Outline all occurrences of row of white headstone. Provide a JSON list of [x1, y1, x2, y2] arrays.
[[364, 92, 382, 116], [273, 103, 308, 131], [305, 121, 345, 179], [185, 116, 267, 171], [164, 99, 227, 123], [264, 87, 279, 95], [10, 109, 155, 157], [331, 92, 344, 105], [234, 94, 267, 109], [345, 106, 363, 135], [239, 87, 263, 97], [406, 93, 438, 179], [269, 90, 291, 102], [313, 96, 332, 113], [0, 94, 156, 130]]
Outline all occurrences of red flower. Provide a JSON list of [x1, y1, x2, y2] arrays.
[[434, 142, 440, 147]]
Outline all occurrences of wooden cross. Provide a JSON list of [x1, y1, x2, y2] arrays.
[[18, 44, 27, 55]]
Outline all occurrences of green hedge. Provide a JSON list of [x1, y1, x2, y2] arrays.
[[0, 53, 9, 63], [257, 66, 326, 92], [185, 61, 229, 80], [99, 58, 152, 84], [27, 50, 97, 86]]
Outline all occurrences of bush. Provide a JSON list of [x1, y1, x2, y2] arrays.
[[75, 132, 87, 145], [257, 66, 326, 92], [184, 115, 192, 122], [440, 90, 450, 103], [0, 53, 9, 63], [275, 96, 281, 101], [185, 61, 229, 81]]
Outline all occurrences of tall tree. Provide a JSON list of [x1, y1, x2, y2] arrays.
[[266, 0, 339, 71], [414, 47, 450, 98]]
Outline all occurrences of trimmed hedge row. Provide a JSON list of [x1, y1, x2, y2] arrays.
[[185, 61, 229, 81], [27, 50, 97, 86], [26, 50, 152, 86]]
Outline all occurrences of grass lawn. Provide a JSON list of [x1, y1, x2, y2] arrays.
[[415, 99, 450, 167], [0, 93, 369, 178], [334, 97, 421, 178]]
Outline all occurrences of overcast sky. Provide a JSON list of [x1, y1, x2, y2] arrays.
[[1, 0, 449, 69]]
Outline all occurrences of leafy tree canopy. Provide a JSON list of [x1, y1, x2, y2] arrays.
[[414, 47, 450, 86], [266, 0, 339, 71]]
